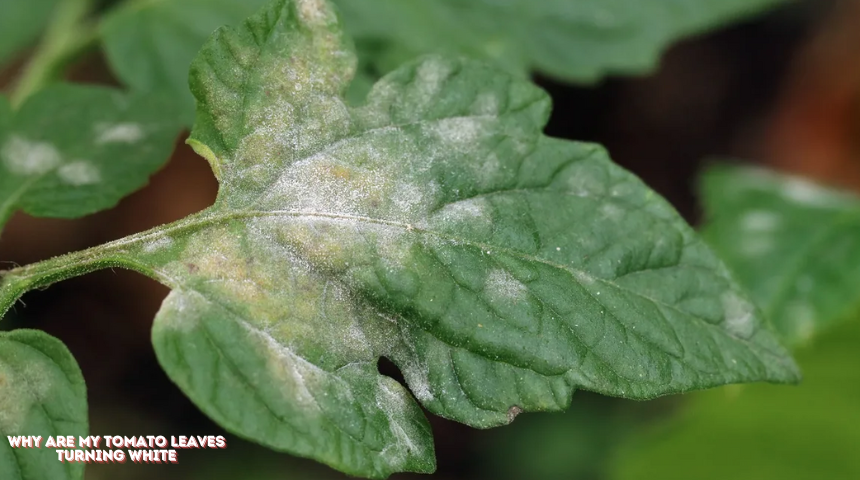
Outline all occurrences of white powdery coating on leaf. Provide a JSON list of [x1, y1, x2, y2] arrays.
[[472, 153, 503, 189], [143, 236, 174, 254], [255, 327, 328, 414], [0, 359, 55, 434], [95, 122, 145, 144], [1, 135, 61, 175], [415, 57, 452, 103], [780, 177, 839, 206], [161, 291, 204, 333], [472, 92, 500, 116], [740, 210, 781, 231], [375, 377, 426, 469], [485, 269, 527, 301], [427, 117, 489, 150], [270, 156, 389, 217], [721, 291, 755, 339], [296, 0, 330, 25], [434, 198, 490, 224], [57, 161, 101, 186], [405, 364, 434, 403]]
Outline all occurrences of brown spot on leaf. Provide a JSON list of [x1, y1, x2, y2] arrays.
[[507, 405, 523, 423]]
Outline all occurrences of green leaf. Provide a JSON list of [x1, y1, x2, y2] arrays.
[[0, 0, 58, 65], [331, 0, 788, 83], [0, 329, 88, 480], [610, 316, 860, 480], [0, 0, 799, 477], [701, 165, 860, 346], [0, 85, 180, 229], [100, 0, 270, 125]]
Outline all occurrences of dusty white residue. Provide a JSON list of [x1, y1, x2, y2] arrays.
[[434, 198, 490, 224], [721, 291, 755, 339], [485, 269, 527, 301], [296, 0, 329, 24], [472, 153, 502, 189], [471, 92, 500, 116], [254, 326, 338, 414], [415, 57, 452, 99], [781, 178, 832, 205], [57, 160, 101, 186], [405, 364, 434, 403], [391, 181, 433, 218], [599, 202, 624, 221], [402, 56, 454, 115], [143, 236, 174, 254], [239, 95, 351, 174], [1, 135, 61, 175], [0, 359, 56, 434], [95, 122, 145, 144], [268, 154, 389, 217], [345, 323, 371, 354], [740, 210, 781, 231], [375, 377, 426, 468], [427, 117, 489, 149], [160, 290, 204, 333], [573, 269, 596, 285], [565, 168, 607, 198]]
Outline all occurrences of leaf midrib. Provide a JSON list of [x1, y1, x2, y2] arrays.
[[126, 204, 772, 360]]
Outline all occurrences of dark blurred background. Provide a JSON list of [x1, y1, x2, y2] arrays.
[[2, 0, 859, 479]]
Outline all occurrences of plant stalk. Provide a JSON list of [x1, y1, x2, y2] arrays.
[[10, 0, 99, 107]]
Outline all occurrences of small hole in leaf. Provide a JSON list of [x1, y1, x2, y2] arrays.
[[376, 356, 407, 386]]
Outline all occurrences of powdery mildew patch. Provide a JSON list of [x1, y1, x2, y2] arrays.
[[1, 135, 61, 175], [375, 377, 429, 470], [721, 291, 756, 339], [94, 122, 145, 145], [740, 209, 781, 232], [485, 268, 528, 302], [0, 358, 55, 434], [57, 161, 101, 186]]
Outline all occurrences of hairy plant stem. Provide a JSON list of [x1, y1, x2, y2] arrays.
[[0, 210, 209, 318], [10, 0, 99, 107]]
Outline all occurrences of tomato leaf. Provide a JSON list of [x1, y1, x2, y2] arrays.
[[0, 0, 58, 65], [0, 85, 180, 229], [332, 0, 789, 82], [0, 1, 800, 478], [701, 164, 860, 346], [100, 0, 271, 125], [0, 329, 88, 480], [610, 316, 860, 480]]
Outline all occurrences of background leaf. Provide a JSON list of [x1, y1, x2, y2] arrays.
[[0, 0, 58, 65], [610, 315, 860, 480], [99, 0, 270, 125], [331, 0, 789, 84], [700, 164, 860, 346], [0, 85, 181, 229], [0, 329, 88, 480]]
